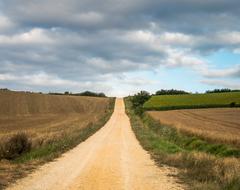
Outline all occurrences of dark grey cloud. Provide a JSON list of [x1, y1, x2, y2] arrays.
[[2, 0, 240, 33]]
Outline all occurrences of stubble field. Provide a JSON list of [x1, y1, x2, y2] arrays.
[[148, 108, 240, 147], [0, 91, 111, 144], [0, 90, 114, 188]]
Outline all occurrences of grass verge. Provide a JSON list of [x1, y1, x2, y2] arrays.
[[142, 115, 240, 158], [124, 97, 240, 190]]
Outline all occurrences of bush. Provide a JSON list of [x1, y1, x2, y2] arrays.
[[77, 91, 106, 97], [0, 133, 32, 160], [130, 91, 151, 116]]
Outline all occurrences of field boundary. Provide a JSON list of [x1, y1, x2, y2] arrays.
[[148, 110, 240, 148], [144, 113, 240, 157], [144, 104, 240, 111]]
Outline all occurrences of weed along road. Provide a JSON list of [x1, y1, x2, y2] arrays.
[[7, 98, 183, 190]]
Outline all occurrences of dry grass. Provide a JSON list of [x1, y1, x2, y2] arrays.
[[0, 90, 114, 188], [148, 108, 240, 148], [155, 152, 240, 189]]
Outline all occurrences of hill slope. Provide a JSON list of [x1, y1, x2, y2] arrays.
[[0, 91, 109, 116], [0, 91, 112, 135]]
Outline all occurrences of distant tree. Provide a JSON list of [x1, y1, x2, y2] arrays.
[[48, 91, 106, 97], [98, 92, 106, 97], [155, 89, 189, 95], [48, 92, 64, 95], [76, 91, 106, 97], [131, 91, 151, 116], [206, 88, 240, 93], [0, 88, 10, 91]]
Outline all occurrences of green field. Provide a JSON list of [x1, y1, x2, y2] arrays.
[[144, 92, 240, 110]]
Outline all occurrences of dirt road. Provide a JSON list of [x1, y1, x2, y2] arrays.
[[7, 99, 183, 190]]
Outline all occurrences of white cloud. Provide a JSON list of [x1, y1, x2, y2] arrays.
[[0, 15, 14, 31], [202, 65, 240, 78], [0, 71, 157, 97], [126, 30, 155, 44], [160, 32, 193, 45], [164, 49, 205, 67], [121, 75, 157, 86], [0, 72, 82, 87], [0, 72, 114, 94], [123, 30, 194, 51], [0, 28, 53, 45], [0, 73, 16, 81], [201, 79, 240, 89], [217, 31, 240, 45]]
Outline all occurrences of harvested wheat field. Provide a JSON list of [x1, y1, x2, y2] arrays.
[[0, 90, 111, 143], [0, 90, 114, 188], [148, 108, 240, 147]]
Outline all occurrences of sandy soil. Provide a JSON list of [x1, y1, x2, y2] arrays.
[[7, 98, 183, 190], [148, 108, 240, 146]]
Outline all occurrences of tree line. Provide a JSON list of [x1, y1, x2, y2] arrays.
[[155, 89, 189, 95], [154, 88, 240, 96], [49, 91, 106, 97], [205, 88, 240, 93], [0, 88, 106, 97]]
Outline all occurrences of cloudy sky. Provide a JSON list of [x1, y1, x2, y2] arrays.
[[0, 0, 240, 96]]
